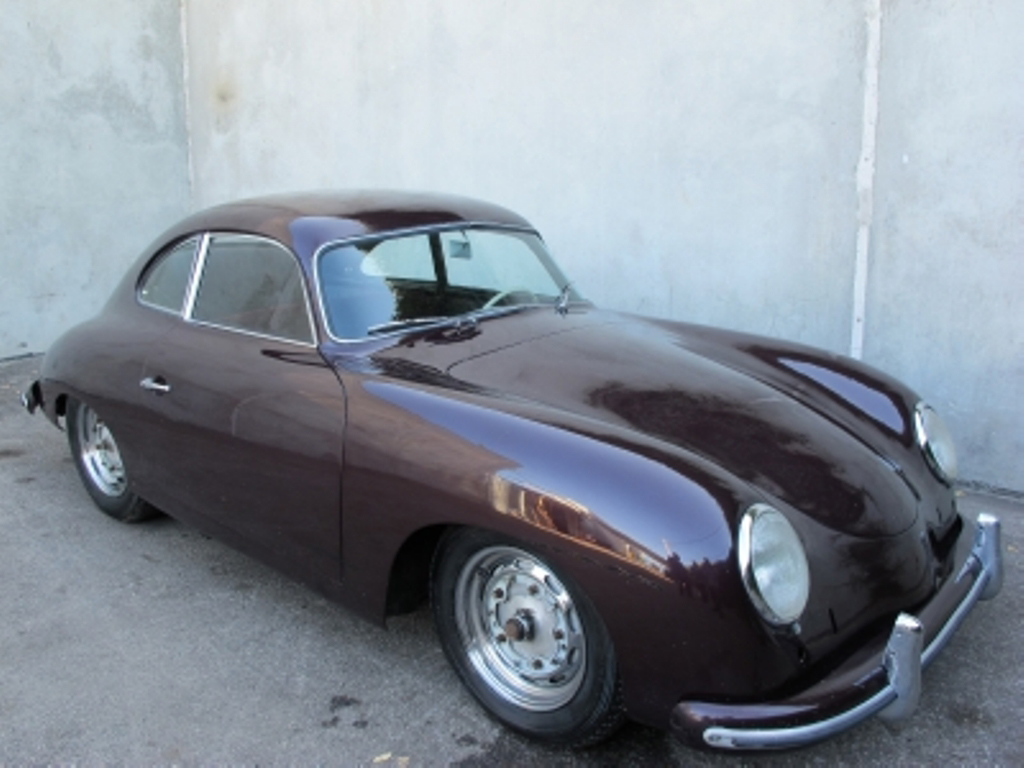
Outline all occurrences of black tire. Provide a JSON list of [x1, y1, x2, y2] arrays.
[[66, 398, 157, 523], [431, 528, 625, 747]]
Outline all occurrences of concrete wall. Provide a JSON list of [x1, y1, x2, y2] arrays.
[[184, 1, 864, 354], [3, 2, 1019, 492], [866, 1, 1024, 490], [183, 0, 1022, 491], [0, 0, 190, 357]]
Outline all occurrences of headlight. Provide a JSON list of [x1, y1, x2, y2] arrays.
[[738, 504, 810, 626], [914, 403, 958, 483]]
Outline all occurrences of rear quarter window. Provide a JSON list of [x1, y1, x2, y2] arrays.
[[138, 238, 199, 313]]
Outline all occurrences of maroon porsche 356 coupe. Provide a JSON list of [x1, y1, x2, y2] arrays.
[[23, 191, 1002, 749]]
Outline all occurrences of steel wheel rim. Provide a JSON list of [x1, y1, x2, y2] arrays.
[[454, 545, 586, 711], [76, 405, 127, 497]]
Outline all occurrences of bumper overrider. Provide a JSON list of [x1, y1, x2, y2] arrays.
[[672, 512, 1004, 750], [21, 384, 40, 414]]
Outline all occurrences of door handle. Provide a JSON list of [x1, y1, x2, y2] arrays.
[[140, 376, 171, 394]]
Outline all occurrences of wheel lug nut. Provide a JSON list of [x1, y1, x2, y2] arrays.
[[553, 629, 564, 640], [496, 634, 507, 643], [528, 585, 539, 596], [493, 588, 504, 599], [532, 659, 543, 670]]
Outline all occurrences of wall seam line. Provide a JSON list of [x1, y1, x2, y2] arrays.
[[179, 0, 195, 210], [851, 0, 882, 360]]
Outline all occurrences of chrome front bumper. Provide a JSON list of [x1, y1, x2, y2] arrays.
[[673, 512, 1003, 751]]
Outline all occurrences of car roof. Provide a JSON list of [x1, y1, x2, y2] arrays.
[[155, 190, 536, 261]]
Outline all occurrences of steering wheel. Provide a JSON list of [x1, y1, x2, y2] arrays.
[[483, 288, 536, 309]]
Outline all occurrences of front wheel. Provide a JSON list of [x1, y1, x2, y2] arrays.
[[431, 528, 624, 747], [66, 398, 157, 523]]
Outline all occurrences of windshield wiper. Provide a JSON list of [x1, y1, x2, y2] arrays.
[[367, 304, 532, 337], [471, 303, 532, 320], [366, 316, 452, 335]]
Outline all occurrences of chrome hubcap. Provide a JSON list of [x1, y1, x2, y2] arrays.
[[455, 546, 586, 711], [77, 406, 127, 497]]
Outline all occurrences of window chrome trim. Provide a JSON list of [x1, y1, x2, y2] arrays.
[[181, 233, 210, 320], [311, 222, 542, 345], [183, 232, 319, 348], [185, 318, 319, 349]]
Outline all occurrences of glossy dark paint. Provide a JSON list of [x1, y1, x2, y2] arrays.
[[34, 191, 968, 736], [320, 309, 961, 727]]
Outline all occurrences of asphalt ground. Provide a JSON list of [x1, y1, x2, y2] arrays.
[[1, 354, 1021, 766]]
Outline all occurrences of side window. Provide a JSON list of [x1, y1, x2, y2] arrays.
[[138, 238, 198, 313], [191, 235, 314, 344]]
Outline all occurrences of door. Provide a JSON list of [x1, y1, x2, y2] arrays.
[[133, 233, 346, 588]]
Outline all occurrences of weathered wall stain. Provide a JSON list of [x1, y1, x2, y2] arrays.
[[1, 0, 190, 362]]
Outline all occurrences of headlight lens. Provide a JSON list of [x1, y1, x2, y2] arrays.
[[914, 403, 958, 483], [738, 504, 810, 626]]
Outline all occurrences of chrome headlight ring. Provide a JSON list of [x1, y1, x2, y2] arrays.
[[738, 504, 811, 628], [914, 402, 958, 484]]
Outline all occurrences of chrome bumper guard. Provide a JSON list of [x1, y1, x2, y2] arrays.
[[699, 512, 1003, 750], [20, 381, 41, 414]]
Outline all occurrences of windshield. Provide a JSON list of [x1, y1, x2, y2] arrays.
[[316, 227, 583, 340]]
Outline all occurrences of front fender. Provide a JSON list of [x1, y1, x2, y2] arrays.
[[335, 374, 805, 727]]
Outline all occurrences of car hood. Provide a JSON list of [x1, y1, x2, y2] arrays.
[[430, 310, 920, 538]]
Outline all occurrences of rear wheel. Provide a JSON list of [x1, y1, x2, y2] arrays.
[[67, 398, 156, 523], [431, 528, 624, 747]]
